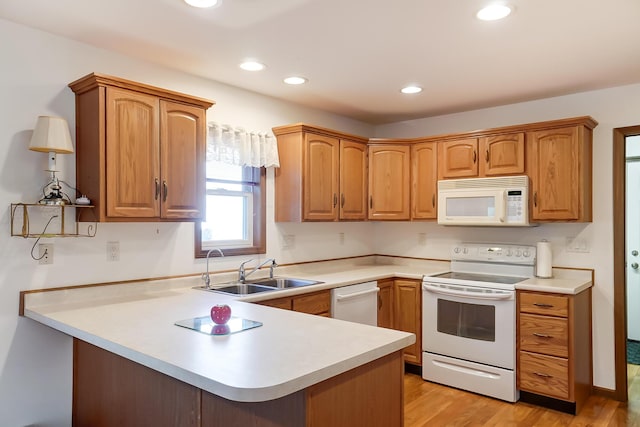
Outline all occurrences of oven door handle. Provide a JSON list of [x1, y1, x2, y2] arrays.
[[422, 283, 513, 300]]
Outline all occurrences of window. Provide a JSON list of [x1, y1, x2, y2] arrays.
[[195, 160, 265, 257]]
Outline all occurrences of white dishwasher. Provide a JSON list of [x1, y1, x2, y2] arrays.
[[331, 281, 379, 326]]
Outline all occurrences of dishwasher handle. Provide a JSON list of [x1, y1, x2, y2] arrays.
[[335, 287, 380, 302], [422, 283, 513, 301]]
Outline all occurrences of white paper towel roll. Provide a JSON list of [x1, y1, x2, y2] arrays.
[[536, 240, 553, 278]]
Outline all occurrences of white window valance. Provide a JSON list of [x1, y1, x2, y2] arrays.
[[206, 122, 280, 168]]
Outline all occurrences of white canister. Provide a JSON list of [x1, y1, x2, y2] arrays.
[[536, 240, 553, 278]]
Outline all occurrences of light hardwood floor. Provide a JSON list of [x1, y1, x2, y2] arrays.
[[404, 364, 640, 426]]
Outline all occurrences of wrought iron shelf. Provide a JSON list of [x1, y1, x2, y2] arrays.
[[10, 203, 97, 238]]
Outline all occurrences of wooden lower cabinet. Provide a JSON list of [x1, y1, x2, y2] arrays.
[[257, 290, 331, 316], [517, 289, 592, 414], [73, 339, 404, 427], [377, 279, 394, 329], [393, 279, 422, 366]]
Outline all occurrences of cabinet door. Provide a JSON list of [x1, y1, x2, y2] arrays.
[[377, 279, 394, 329], [393, 279, 421, 365], [160, 100, 206, 219], [339, 140, 368, 220], [438, 138, 478, 179], [304, 134, 339, 221], [412, 142, 438, 219], [479, 132, 525, 176], [106, 87, 160, 218], [528, 126, 583, 220], [368, 145, 410, 220]]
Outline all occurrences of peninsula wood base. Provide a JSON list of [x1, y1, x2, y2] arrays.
[[73, 339, 404, 427]]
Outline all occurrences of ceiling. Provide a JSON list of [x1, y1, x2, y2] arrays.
[[2, 0, 640, 124]]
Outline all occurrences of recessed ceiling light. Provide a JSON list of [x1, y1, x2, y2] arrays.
[[401, 86, 423, 94], [240, 61, 266, 71], [476, 4, 512, 21], [283, 76, 308, 85], [184, 0, 220, 8]]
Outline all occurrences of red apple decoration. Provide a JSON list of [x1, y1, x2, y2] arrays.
[[210, 304, 232, 325]]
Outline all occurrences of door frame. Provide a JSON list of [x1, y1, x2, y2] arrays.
[[613, 125, 640, 401]]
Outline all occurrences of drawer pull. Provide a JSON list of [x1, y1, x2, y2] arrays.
[[533, 372, 553, 378], [533, 303, 554, 308], [533, 333, 552, 338]]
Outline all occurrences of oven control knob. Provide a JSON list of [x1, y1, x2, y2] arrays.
[[463, 247, 469, 254], [523, 250, 531, 257], [453, 247, 461, 254], [515, 249, 522, 257], [506, 249, 513, 256]]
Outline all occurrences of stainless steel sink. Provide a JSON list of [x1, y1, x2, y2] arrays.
[[207, 283, 277, 295], [247, 277, 323, 289]]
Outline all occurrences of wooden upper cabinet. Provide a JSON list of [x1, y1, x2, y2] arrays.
[[438, 138, 479, 179], [527, 123, 593, 221], [160, 101, 206, 219], [339, 140, 368, 220], [479, 132, 525, 176], [105, 88, 160, 218], [69, 73, 213, 222], [273, 124, 368, 222], [304, 134, 339, 221], [411, 142, 438, 220], [368, 145, 411, 220]]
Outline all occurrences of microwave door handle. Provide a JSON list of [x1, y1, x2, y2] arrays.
[[422, 283, 513, 301], [499, 190, 507, 223]]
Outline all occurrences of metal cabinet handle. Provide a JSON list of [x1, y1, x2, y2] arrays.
[[333, 193, 338, 208], [341, 193, 345, 208], [533, 333, 552, 338], [155, 179, 160, 200], [485, 150, 489, 162], [369, 196, 373, 209], [534, 192, 538, 207], [163, 180, 168, 202], [533, 303, 554, 308], [432, 194, 436, 208], [533, 372, 553, 378], [378, 294, 382, 310], [473, 150, 477, 164]]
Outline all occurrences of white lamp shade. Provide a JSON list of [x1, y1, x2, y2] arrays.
[[29, 116, 74, 154]]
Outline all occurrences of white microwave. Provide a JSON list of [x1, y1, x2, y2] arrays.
[[437, 176, 532, 226]]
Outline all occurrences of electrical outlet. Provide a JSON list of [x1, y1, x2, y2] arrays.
[[39, 243, 53, 265], [565, 236, 590, 253], [339, 232, 345, 245], [107, 241, 120, 261], [282, 234, 295, 250]]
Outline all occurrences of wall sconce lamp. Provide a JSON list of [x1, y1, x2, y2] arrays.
[[28, 116, 74, 205]]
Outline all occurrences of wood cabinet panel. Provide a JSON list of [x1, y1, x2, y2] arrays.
[[411, 141, 438, 219], [527, 125, 593, 221], [258, 297, 293, 310], [438, 138, 478, 179], [393, 279, 421, 365], [519, 351, 570, 400], [292, 290, 331, 315], [105, 87, 160, 218], [73, 339, 199, 427], [304, 134, 339, 220], [340, 140, 368, 220], [479, 132, 525, 176], [520, 313, 569, 357], [159, 100, 205, 219], [377, 279, 394, 329], [520, 293, 569, 317], [368, 145, 411, 220]]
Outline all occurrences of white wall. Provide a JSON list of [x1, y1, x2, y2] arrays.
[[2, 15, 637, 426], [0, 18, 375, 427], [374, 83, 640, 392]]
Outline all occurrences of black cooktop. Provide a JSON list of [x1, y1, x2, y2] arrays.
[[430, 271, 527, 285]]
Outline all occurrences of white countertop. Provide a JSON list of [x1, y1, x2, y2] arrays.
[[22, 258, 592, 403]]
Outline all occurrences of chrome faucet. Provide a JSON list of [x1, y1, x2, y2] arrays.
[[238, 258, 277, 283], [202, 248, 224, 289]]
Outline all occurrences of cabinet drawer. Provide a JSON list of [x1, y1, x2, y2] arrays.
[[293, 291, 330, 315], [519, 351, 569, 400], [258, 297, 292, 310], [519, 314, 568, 357], [520, 293, 568, 317]]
